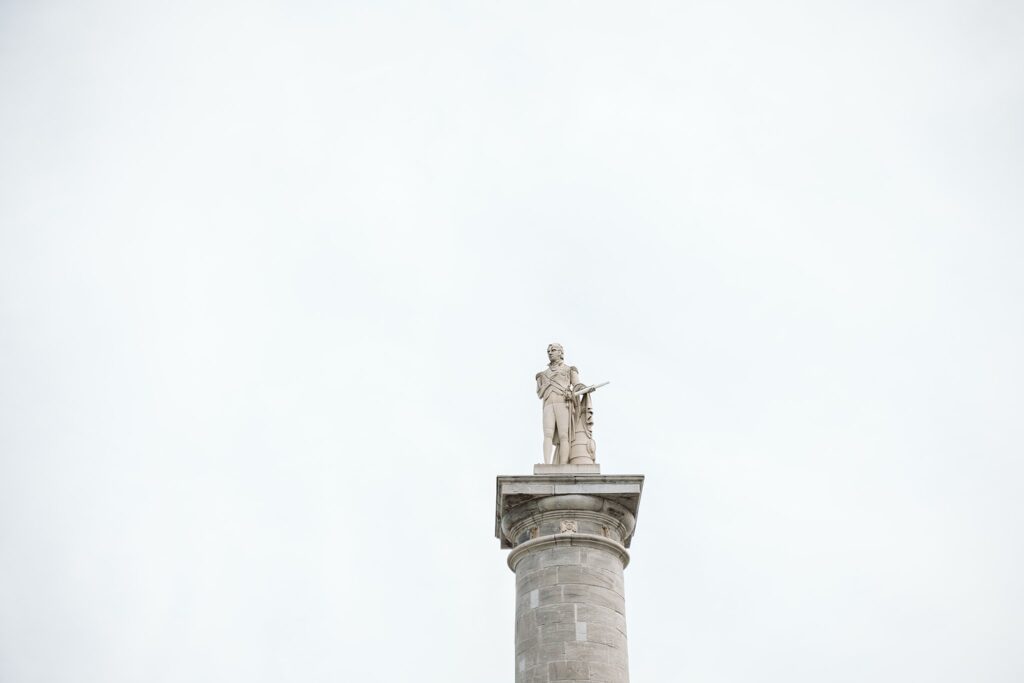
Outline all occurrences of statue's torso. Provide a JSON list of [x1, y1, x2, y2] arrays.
[[537, 363, 576, 404]]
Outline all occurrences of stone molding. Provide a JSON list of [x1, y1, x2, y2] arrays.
[[495, 474, 644, 549], [533, 463, 601, 475], [505, 505, 633, 548], [498, 472, 643, 683], [506, 532, 631, 572]]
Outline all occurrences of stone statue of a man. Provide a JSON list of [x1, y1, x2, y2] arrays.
[[536, 343, 595, 465]]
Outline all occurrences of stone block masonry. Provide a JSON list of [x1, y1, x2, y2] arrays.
[[496, 469, 643, 683]]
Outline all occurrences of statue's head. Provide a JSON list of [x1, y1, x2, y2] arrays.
[[547, 343, 564, 363]]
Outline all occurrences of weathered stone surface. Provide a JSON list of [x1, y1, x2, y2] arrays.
[[581, 620, 627, 649], [499, 474, 643, 683], [539, 638, 567, 661], [564, 641, 611, 663], [557, 565, 624, 593], [515, 547, 630, 682], [578, 548, 626, 574], [517, 566, 560, 592], [535, 602, 575, 626], [588, 661, 630, 682], [534, 463, 601, 475], [560, 584, 625, 614], [495, 475, 644, 549], [577, 603, 627, 635], [537, 547, 582, 568], [523, 665, 550, 683], [549, 660, 590, 680]]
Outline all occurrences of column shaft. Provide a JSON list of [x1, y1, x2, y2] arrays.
[[512, 535, 629, 683], [496, 475, 644, 683]]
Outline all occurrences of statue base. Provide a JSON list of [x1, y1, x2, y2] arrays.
[[533, 463, 600, 475]]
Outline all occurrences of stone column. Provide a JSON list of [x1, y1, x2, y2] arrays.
[[495, 466, 644, 683]]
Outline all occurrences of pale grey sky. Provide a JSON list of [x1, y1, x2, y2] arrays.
[[1, 2, 1023, 682]]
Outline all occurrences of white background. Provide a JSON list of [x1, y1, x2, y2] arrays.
[[2, 2, 1022, 681]]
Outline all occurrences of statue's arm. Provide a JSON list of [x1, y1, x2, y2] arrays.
[[570, 366, 585, 392], [535, 372, 546, 399]]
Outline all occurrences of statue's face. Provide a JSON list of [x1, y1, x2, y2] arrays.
[[547, 345, 564, 362]]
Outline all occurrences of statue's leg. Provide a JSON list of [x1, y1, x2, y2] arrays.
[[553, 402, 571, 465], [542, 402, 555, 464]]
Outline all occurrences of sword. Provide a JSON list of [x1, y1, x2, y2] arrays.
[[573, 381, 609, 396]]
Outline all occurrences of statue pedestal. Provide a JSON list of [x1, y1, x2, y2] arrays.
[[495, 473, 644, 683], [533, 463, 601, 475]]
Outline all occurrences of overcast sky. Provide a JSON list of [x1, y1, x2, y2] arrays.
[[2, 2, 1023, 682]]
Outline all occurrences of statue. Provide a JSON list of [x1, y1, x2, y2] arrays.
[[535, 343, 608, 465]]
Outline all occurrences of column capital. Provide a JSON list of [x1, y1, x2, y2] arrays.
[[495, 473, 645, 549]]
